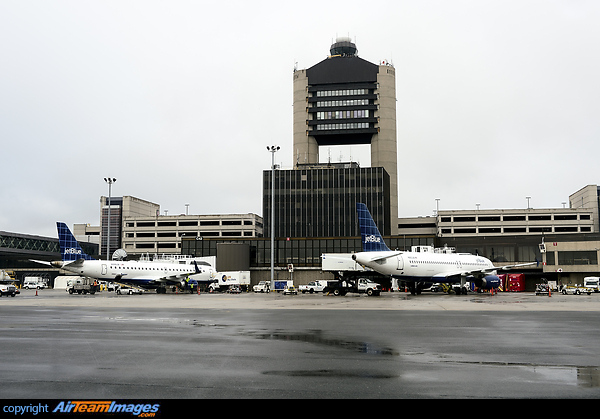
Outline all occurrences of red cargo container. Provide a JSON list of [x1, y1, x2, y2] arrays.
[[506, 273, 525, 292]]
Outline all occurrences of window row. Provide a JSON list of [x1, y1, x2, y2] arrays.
[[315, 110, 369, 120], [126, 220, 255, 228], [440, 214, 591, 222], [315, 122, 370, 131], [314, 99, 369, 108], [126, 231, 256, 239], [440, 226, 591, 234], [315, 89, 369, 97]]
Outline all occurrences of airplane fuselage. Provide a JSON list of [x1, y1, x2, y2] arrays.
[[353, 251, 496, 282], [56, 259, 214, 289]]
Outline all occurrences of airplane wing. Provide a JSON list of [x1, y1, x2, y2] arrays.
[[152, 274, 190, 284], [151, 261, 206, 284], [494, 262, 538, 270], [432, 262, 538, 280], [29, 259, 52, 266]]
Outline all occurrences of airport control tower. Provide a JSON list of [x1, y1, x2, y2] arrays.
[[292, 37, 398, 231]]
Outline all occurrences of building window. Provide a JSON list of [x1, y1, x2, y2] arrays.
[[529, 227, 552, 233], [504, 227, 526, 233], [478, 216, 501, 222], [504, 216, 526, 221], [315, 89, 368, 97], [454, 228, 476, 234], [558, 251, 598, 265], [529, 215, 551, 221], [454, 216, 476, 222], [136, 232, 155, 238], [479, 228, 502, 234], [137, 222, 155, 227], [179, 221, 198, 226]]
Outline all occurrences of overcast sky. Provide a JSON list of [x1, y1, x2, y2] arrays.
[[1, 0, 599, 238]]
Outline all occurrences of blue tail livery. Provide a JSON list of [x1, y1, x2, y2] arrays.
[[57, 222, 94, 261], [356, 203, 391, 252]]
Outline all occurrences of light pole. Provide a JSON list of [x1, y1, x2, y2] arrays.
[[104, 177, 116, 260], [267, 145, 280, 291]]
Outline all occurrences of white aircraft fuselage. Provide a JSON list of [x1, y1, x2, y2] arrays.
[[352, 250, 500, 288], [53, 258, 215, 290]]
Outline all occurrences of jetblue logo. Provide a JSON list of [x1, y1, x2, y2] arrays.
[[365, 235, 381, 243], [64, 248, 82, 255]]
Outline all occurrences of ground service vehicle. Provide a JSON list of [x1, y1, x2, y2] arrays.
[[226, 286, 242, 294], [283, 286, 298, 295], [584, 277, 599, 292], [274, 280, 293, 292], [0, 283, 17, 297], [116, 285, 144, 295], [560, 284, 592, 295], [298, 280, 328, 293], [324, 277, 381, 296], [501, 274, 525, 292], [535, 283, 550, 296], [66, 277, 100, 295], [208, 271, 250, 292], [253, 281, 270, 293], [321, 253, 366, 272]]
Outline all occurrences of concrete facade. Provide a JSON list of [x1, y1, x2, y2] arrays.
[[570, 185, 600, 233], [373, 64, 398, 230]]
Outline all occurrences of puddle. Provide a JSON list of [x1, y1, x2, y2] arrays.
[[413, 354, 600, 388], [242, 329, 398, 356]]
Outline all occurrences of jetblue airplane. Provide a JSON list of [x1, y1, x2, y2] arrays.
[[48, 222, 216, 293], [352, 203, 535, 295]]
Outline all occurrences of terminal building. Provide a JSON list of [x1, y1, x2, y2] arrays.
[[74, 196, 263, 259]]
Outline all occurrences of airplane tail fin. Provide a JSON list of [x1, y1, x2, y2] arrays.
[[56, 222, 95, 261], [357, 203, 391, 252]]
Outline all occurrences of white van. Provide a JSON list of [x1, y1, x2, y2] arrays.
[[23, 277, 47, 290]]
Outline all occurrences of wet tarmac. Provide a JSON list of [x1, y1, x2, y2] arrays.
[[1, 289, 600, 398]]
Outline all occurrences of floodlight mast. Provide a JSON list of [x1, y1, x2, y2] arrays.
[[103, 177, 116, 260], [266, 146, 280, 291]]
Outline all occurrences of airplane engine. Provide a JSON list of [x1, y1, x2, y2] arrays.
[[473, 275, 501, 290]]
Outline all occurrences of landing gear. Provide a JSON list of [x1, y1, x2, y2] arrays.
[[408, 282, 424, 295]]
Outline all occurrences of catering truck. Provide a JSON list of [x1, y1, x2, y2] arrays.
[[208, 271, 250, 292], [321, 253, 367, 272]]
